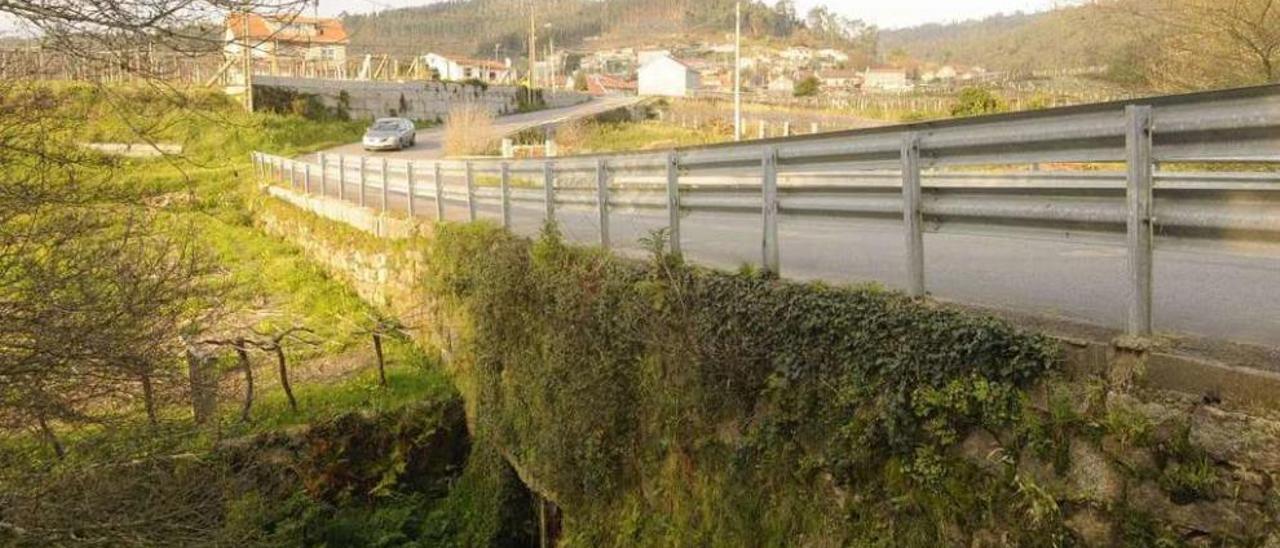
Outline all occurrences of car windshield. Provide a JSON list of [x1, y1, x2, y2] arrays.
[[370, 120, 400, 131]]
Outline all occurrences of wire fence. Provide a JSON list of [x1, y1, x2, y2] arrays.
[[255, 84, 1280, 347]]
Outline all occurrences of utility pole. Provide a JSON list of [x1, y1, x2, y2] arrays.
[[242, 2, 254, 112], [528, 8, 537, 96], [734, 1, 742, 141]]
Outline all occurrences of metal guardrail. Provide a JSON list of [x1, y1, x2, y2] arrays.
[[253, 84, 1280, 339]]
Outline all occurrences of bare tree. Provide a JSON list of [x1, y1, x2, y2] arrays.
[[1103, 0, 1280, 90]]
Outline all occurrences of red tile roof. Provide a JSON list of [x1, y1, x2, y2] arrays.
[[226, 13, 349, 45]]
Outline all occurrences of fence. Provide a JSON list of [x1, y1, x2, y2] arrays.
[[253, 84, 1280, 345]]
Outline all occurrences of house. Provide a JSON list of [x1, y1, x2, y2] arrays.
[[637, 54, 699, 97], [815, 48, 850, 64], [936, 65, 959, 81], [817, 69, 861, 90], [767, 75, 796, 95], [579, 74, 637, 96], [224, 13, 348, 63], [423, 53, 514, 84], [862, 68, 911, 92]]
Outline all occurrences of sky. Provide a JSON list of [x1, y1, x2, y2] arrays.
[[315, 0, 1065, 30]]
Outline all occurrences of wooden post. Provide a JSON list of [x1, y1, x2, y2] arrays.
[[596, 159, 610, 248], [901, 132, 925, 297], [1125, 105, 1154, 336], [666, 151, 681, 258], [319, 153, 327, 196], [303, 163, 311, 194], [761, 147, 779, 274], [500, 162, 512, 229]]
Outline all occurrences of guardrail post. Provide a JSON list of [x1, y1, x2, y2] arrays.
[[758, 120, 766, 139], [380, 157, 389, 213], [500, 162, 511, 229], [303, 163, 311, 194], [406, 161, 416, 217], [1125, 105, 1154, 336], [434, 163, 445, 220], [783, 121, 791, 137], [338, 156, 346, 200], [761, 147, 780, 275], [465, 161, 476, 222], [543, 162, 555, 223], [901, 132, 925, 297], [596, 158, 610, 249], [289, 160, 296, 189], [358, 156, 367, 207], [666, 151, 682, 258], [318, 153, 327, 195]]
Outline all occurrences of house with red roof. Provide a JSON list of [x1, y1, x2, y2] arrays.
[[225, 13, 349, 64]]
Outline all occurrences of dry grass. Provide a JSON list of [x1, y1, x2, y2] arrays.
[[442, 102, 497, 157]]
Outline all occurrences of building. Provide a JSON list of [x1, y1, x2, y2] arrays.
[[224, 14, 348, 64], [767, 75, 796, 95], [577, 73, 637, 96], [423, 53, 514, 84], [637, 54, 699, 97], [862, 68, 911, 92], [817, 69, 861, 90]]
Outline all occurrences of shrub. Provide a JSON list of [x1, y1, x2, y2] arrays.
[[794, 75, 821, 97], [950, 87, 1006, 117]]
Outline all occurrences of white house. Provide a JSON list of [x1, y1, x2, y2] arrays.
[[224, 13, 348, 63], [637, 54, 699, 97], [862, 68, 911, 92], [767, 75, 796, 95], [423, 53, 514, 84]]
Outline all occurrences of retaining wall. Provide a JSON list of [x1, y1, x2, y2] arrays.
[[253, 76, 588, 121]]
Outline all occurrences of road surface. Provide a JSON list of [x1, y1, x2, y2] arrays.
[[282, 171, 1280, 352], [309, 95, 643, 161]]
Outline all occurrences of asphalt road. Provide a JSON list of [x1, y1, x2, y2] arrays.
[[307, 95, 643, 162], [286, 173, 1279, 351]]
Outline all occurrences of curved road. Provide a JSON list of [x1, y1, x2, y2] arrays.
[[308, 95, 643, 162]]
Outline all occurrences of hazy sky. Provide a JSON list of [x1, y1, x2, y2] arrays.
[[315, 0, 1066, 30]]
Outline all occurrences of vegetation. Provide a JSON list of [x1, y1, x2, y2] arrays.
[[950, 87, 1006, 117], [443, 103, 499, 157], [555, 119, 727, 154], [422, 223, 1065, 544], [793, 75, 821, 97]]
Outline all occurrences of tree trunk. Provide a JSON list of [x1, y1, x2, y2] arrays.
[[236, 341, 253, 422], [275, 346, 297, 412], [372, 333, 387, 388], [140, 371, 157, 426], [36, 411, 65, 460], [186, 345, 217, 426]]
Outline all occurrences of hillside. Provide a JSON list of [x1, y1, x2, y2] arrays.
[[879, 4, 1139, 75], [341, 0, 875, 60]]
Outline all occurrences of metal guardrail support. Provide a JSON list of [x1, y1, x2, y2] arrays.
[[380, 158, 389, 213], [407, 161, 416, 217], [500, 162, 512, 229], [544, 162, 556, 223], [303, 163, 311, 194], [762, 146, 780, 274], [358, 156, 367, 207], [1126, 105, 1154, 336], [666, 151, 682, 258], [434, 163, 445, 221], [466, 161, 476, 222], [338, 156, 346, 200], [901, 132, 925, 297], [318, 154, 327, 195], [289, 161, 296, 190], [597, 158, 611, 249]]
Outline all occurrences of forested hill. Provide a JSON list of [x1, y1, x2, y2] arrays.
[[878, 5, 1138, 74], [341, 0, 876, 59]]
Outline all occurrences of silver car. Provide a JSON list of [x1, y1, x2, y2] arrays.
[[362, 118, 416, 151]]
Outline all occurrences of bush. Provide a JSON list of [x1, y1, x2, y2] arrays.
[[794, 75, 821, 97], [950, 87, 1006, 117]]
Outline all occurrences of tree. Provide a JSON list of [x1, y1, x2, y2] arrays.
[[794, 75, 821, 97], [1106, 0, 1280, 90]]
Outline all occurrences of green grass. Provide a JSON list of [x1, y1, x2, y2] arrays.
[[566, 120, 728, 154]]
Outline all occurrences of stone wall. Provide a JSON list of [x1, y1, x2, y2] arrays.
[[253, 76, 589, 121], [256, 184, 1280, 546]]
